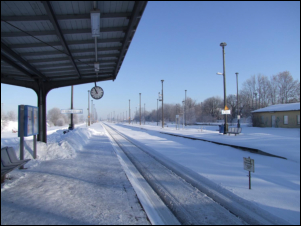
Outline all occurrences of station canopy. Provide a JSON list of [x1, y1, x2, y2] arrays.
[[1, 1, 147, 143], [1, 1, 148, 92]]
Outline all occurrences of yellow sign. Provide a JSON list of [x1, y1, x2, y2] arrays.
[[225, 106, 229, 110]]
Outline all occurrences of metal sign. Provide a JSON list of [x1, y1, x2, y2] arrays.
[[61, 109, 83, 114], [222, 110, 231, 115], [225, 105, 229, 110], [243, 157, 254, 172], [18, 105, 39, 137], [237, 115, 240, 119]]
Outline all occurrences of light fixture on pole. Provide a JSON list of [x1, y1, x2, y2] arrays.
[[254, 92, 258, 109], [157, 98, 158, 126], [235, 72, 240, 128], [91, 99, 93, 124], [161, 80, 164, 128], [139, 93, 141, 125], [219, 41, 228, 134], [90, 10, 101, 37], [88, 90, 90, 126], [185, 90, 187, 126], [182, 101, 184, 129]]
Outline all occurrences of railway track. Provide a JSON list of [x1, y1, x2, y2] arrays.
[[103, 122, 249, 225]]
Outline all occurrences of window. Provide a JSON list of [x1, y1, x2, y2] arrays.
[[298, 115, 300, 125], [284, 115, 288, 125]]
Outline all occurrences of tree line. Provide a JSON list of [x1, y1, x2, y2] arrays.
[[47, 107, 100, 126], [131, 71, 300, 124]]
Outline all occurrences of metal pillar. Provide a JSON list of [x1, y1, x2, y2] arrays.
[[157, 98, 158, 126], [139, 93, 141, 125], [129, 99, 131, 124], [161, 80, 164, 128], [220, 42, 228, 134], [184, 90, 187, 126], [69, 85, 74, 130], [37, 81, 47, 143], [88, 90, 90, 126], [236, 72, 240, 128]]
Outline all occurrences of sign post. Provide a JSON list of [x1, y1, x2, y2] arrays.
[[243, 157, 255, 189], [18, 105, 39, 162]]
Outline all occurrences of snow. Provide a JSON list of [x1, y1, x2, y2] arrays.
[[1, 121, 300, 225], [252, 102, 300, 113]]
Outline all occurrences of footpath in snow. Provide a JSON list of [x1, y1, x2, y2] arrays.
[[1, 121, 300, 225], [1, 123, 150, 225]]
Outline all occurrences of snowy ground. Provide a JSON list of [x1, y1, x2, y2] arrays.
[[1, 121, 300, 225]]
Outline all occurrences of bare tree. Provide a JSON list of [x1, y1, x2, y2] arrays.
[[256, 74, 270, 108], [275, 71, 299, 103], [7, 111, 17, 121], [47, 108, 67, 126], [201, 96, 223, 121]]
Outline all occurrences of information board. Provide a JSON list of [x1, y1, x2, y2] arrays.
[[243, 157, 255, 172], [18, 105, 39, 137], [222, 110, 231, 115], [61, 109, 83, 114]]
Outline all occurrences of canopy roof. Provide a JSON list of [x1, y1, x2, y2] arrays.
[[252, 103, 300, 113], [1, 1, 147, 92]]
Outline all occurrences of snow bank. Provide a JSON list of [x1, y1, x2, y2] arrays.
[[1, 123, 93, 168]]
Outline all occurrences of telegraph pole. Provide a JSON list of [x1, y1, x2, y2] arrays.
[[185, 90, 187, 126], [139, 93, 141, 125], [157, 98, 158, 126], [161, 80, 164, 128], [88, 90, 90, 126], [129, 99, 131, 124]]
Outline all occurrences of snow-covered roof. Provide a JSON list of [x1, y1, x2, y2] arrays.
[[252, 102, 300, 113]]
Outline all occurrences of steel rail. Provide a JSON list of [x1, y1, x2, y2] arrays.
[[102, 122, 247, 225]]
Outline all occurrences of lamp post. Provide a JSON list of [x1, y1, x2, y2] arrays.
[[254, 92, 258, 109], [157, 98, 158, 126], [185, 90, 187, 126], [129, 99, 131, 124], [182, 101, 184, 129], [139, 93, 141, 125], [91, 100, 93, 124], [220, 42, 228, 134], [236, 72, 240, 128], [161, 80, 164, 128], [88, 90, 90, 126]]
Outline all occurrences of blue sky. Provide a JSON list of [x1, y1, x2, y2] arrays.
[[1, 1, 300, 120]]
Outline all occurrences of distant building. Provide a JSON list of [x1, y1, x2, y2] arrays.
[[251, 103, 300, 128]]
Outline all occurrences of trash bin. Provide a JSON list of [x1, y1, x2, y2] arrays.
[[219, 124, 224, 133]]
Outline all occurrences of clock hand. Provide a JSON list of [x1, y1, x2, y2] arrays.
[[94, 87, 98, 94]]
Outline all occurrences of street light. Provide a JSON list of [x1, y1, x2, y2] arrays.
[[182, 101, 184, 129], [139, 93, 141, 125], [91, 100, 93, 124], [219, 42, 228, 134], [235, 72, 240, 128], [157, 98, 158, 126], [88, 90, 90, 126], [185, 90, 187, 126], [254, 92, 258, 110], [161, 80, 164, 128]]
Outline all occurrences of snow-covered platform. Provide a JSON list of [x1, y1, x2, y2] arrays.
[[1, 124, 150, 225]]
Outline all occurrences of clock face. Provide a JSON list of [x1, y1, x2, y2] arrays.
[[90, 86, 104, 100]]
